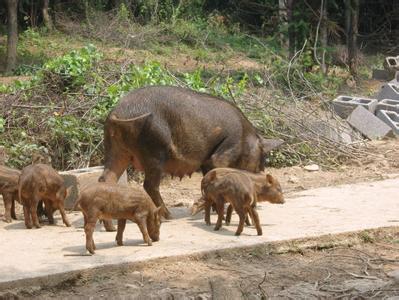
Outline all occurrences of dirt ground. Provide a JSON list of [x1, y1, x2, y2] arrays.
[[1, 228, 398, 299]]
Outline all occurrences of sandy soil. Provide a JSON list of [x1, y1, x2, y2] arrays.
[[1, 228, 398, 299]]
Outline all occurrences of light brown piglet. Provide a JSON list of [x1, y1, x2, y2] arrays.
[[18, 164, 71, 229], [75, 183, 162, 254]]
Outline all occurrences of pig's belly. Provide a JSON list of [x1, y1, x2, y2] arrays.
[[163, 159, 201, 178]]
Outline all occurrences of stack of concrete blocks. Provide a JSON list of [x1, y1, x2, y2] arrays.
[[332, 59, 399, 139], [60, 166, 128, 210]]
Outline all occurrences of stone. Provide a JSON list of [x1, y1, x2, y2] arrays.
[[332, 95, 378, 119], [311, 120, 359, 144], [387, 269, 399, 282], [60, 166, 128, 210], [347, 106, 393, 140], [376, 110, 399, 136], [304, 164, 319, 172], [377, 83, 399, 101]]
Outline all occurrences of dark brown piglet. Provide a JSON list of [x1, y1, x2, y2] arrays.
[[75, 183, 162, 254]]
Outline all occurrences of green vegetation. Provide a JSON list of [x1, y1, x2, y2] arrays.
[[1, 1, 394, 170]]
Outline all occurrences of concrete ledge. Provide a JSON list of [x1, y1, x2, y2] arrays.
[[60, 166, 128, 210], [1, 178, 398, 289]]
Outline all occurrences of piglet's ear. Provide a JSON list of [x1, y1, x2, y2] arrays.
[[153, 206, 162, 216], [266, 174, 274, 184]]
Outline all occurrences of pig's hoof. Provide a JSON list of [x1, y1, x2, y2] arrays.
[[235, 231, 242, 236], [257, 231, 263, 236], [147, 241, 153, 246], [65, 222, 71, 227], [116, 240, 123, 246], [225, 221, 230, 226], [87, 248, 95, 255], [25, 224, 33, 229], [214, 226, 221, 231], [3, 218, 12, 223]]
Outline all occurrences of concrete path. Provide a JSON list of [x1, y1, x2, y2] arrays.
[[1, 178, 398, 287]]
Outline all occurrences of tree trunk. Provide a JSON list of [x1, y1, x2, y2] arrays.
[[278, 0, 288, 48], [6, 0, 18, 74], [42, 0, 53, 30], [320, 0, 328, 74], [346, 0, 359, 77], [287, 0, 296, 59]]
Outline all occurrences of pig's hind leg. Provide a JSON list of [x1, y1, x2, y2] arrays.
[[116, 219, 126, 246], [248, 205, 262, 236]]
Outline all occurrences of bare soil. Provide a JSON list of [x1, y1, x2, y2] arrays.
[[1, 228, 398, 299]]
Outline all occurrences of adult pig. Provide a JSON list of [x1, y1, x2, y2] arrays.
[[99, 86, 283, 219]]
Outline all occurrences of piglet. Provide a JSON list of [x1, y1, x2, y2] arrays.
[[0, 165, 20, 223], [75, 183, 162, 254], [18, 164, 71, 228], [200, 168, 284, 236]]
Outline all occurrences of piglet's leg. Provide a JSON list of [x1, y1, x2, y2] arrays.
[[234, 206, 246, 236], [85, 219, 97, 254], [58, 203, 71, 227], [116, 219, 126, 246], [136, 218, 152, 246], [204, 198, 212, 226], [11, 196, 17, 220], [3, 193, 13, 223], [248, 207, 262, 236], [31, 199, 41, 229], [226, 204, 233, 225], [214, 199, 224, 231], [23, 202, 32, 229]]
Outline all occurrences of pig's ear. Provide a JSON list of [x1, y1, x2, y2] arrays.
[[260, 138, 284, 153], [109, 112, 153, 137], [109, 112, 152, 126], [266, 174, 274, 185]]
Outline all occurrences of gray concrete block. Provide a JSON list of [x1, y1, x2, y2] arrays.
[[376, 99, 399, 113], [390, 71, 399, 84], [376, 110, 399, 136], [332, 95, 378, 119], [372, 69, 391, 81], [385, 56, 399, 70], [60, 166, 128, 210], [347, 106, 392, 140], [377, 83, 399, 101]]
